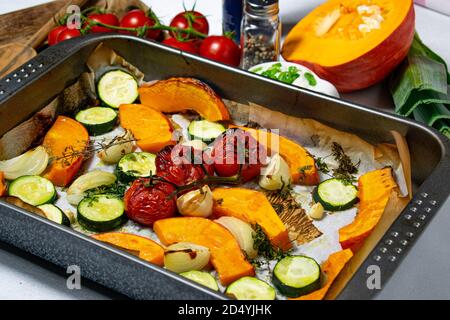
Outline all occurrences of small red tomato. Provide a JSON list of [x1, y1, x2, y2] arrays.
[[156, 145, 213, 187], [124, 178, 177, 226], [86, 13, 119, 33], [212, 128, 267, 182], [119, 9, 161, 40], [56, 28, 81, 43], [170, 11, 209, 39], [48, 26, 67, 46], [199, 36, 241, 67], [162, 37, 198, 54]]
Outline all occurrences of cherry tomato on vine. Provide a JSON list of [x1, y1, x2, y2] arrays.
[[162, 37, 199, 54], [48, 26, 68, 46], [119, 9, 161, 40], [211, 128, 267, 182], [56, 28, 81, 43], [169, 11, 209, 39], [199, 36, 241, 67], [86, 13, 119, 33], [124, 178, 177, 226]]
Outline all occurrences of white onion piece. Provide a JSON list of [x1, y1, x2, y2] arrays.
[[66, 170, 117, 205], [215, 216, 258, 259], [0, 146, 49, 180], [176, 185, 213, 217], [97, 130, 135, 164], [258, 154, 291, 191], [164, 242, 210, 273]]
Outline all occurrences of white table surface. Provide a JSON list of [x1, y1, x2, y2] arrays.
[[0, 0, 449, 300]]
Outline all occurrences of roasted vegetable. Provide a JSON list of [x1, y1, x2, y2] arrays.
[[0, 172, 6, 196], [212, 188, 291, 251], [124, 178, 177, 226], [259, 154, 291, 190], [42, 116, 89, 187], [339, 168, 397, 251], [188, 120, 226, 143], [119, 104, 175, 153], [238, 127, 319, 185], [116, 152, 156, 183], [38, 204, 71, 226], [8, 175, 56, 206], [313, 178, 358, 211], [282, 0, 415, 92], [97, 70, 139, 109], [92, 232, 164, 266], [226, 277, 276, 300], [176, 186, 214, 218], [66, 170, 117, 205], [138, 78, 230, 121], [215, 216, 258, 259], [180, 271, 219, 291], [0, 146, 49, 180], [75, 107, 118, 136], [77, 194, 127, 232], [292, 249, 353, 300], [164, 242, 211, 273], [97, 130, 135, 164], [273, 255, 321, 298], [154, 217, 254, 285]]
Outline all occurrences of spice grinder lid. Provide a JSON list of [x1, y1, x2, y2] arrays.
[[245, 0, 279, 16]]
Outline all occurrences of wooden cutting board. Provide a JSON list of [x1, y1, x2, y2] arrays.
[[0, 1, 66, 47]]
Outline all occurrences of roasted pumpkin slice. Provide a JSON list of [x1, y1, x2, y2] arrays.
[[119, 104, 175, 153], [339, 168, 397, 251], [93, 232, 164, 266], [282, 0, 415, 92], [138, 78, 230, 121], [239, 127, 319, 185], [0, 171, 6, 196], [153, 217, 254, 285], [291, 249, 353, 300], [42, 116, 89, 187], [212, 188, 292, 251]]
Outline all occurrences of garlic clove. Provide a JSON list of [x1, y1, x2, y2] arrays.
[[308, 202, 325, 220], [164, 242, 211, 273], [259, 154, 291, 191], [176, 185, 213, 218], [98, 130, 135, 164]]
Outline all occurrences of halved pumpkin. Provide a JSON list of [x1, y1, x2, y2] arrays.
[[237, 126, 319, 185], [119, 104, 175, 153], [138, 78, 230, 121], [153, 217, 254, 285], [42, 116, 89, 186], [339, 168, 397, 251], [212, 187, 292, 251], [282, 0, 415, 92], [93, 232, 165, 266], [291, 249, 353, 300]]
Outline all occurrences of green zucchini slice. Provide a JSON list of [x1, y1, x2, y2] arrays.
[[313, 178, 358, 211], [226, 277, 276, 300], [273, 255, 321, 298], [75, 107, 117, 136], [180, 271, 219, 291], [97, 70, 138, 109], [38, 204, 71, 226], [8, 175, 56, 206], [116, 152, 156, 183], [188, 120, 226, 143], [77, 194, 126, 232]]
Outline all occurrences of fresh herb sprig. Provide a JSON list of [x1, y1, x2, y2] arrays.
[[252, 224, 290, 262]]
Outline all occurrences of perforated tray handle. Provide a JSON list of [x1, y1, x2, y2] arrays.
[[338, 147, 450, 299]]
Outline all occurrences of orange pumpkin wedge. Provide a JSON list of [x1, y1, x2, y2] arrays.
[[153, 217, 254, 285], [339, 168, 397, 251], [0, 171, 6, 196], [42, 116, 89, 187], [119, 104, 175, 153], [212, 187, 291, 251], [93, 232, 165, 266], [291, 249, 353, 300], [282, 0, 415, 92], [238, 127, 319, 185], [138, 78, 230, 121]]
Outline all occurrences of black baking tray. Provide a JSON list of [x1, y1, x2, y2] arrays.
[[0, 34, 449, 300]]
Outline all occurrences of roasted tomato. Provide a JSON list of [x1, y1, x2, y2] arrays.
[[211, 128, 267, 182], [156, 145, 213, 186], [124, 178, 176, 226]]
